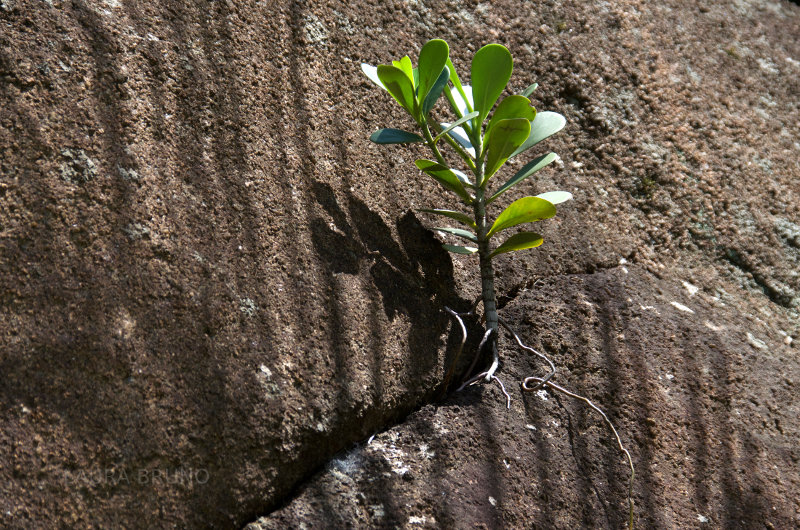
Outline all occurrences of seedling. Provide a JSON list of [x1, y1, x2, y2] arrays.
[[363, 39, 570, 383], [362, 39, 635, 529]]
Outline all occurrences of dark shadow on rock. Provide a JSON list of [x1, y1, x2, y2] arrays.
[[520, 390, 561, 528], [310, 218, 361, 275], [309, 179, 470, 393], [1, 0, 287, 526], [347, 194, 408, 282], [586, 272, 656, 527]]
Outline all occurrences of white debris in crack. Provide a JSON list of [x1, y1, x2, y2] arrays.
[[670, 301, 695, 313], [419, 444, 435, 459], [746, 332, 768, 350], [367, 434, 410, 475]]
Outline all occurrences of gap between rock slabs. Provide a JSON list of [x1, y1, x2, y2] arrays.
[[253, 299, 636, 529], [253, 266, 638, 528], [440, 298, 635, 530], [440, 262, 635, 394]]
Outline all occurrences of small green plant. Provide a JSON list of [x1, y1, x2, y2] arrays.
[[362, 39, 570, 383], [362, 39, 635, 529]]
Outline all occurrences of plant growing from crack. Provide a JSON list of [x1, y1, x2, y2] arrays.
[[362, 39, 635, 529], [363, 39, 570, 386]]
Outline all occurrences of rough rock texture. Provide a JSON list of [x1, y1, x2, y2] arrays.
[[252, 266, 799, 529], [1, 0, 798, 528]]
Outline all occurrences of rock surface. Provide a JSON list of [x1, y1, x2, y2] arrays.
[[252, 266, 799, 529], [1, 0, 798, 528]]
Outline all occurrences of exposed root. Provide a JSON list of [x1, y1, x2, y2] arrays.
[[457, 369, 487, 391], [523, 377, 635, 530], [456, 370, 511, 409], [456, 327, 494, 389], [491, 373, 511, 409], [442, 307, 467, 393], [443, 302, 635, 529], [500, 318, 555, 391]]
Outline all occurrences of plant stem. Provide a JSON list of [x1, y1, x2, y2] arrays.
[[473, 166, 499, 381], [426, 116, 498, 380], [429, 122, 477, 173], [421, 121, 448, 167]]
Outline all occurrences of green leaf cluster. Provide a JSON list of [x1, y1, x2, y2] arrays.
[[362, 39, 571, 261], [363, 39, 451, 126]]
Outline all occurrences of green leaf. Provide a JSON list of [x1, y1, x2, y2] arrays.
[[361, 64, 385, 90], [417, 39, 449, 104], [418, 209, 477, 230], [377, 64, 417, 116], [488, 152, 558, 203], [446, 58, 465, 94], [370, 128, 425, 144], [487, 196, 556, 238], [422, 66, 450, 116], [446, 57, 472, 113], [490, 231, 544, 257], [520, 82, 538, 97], [443, 244, 478, 254], [392, 56, 414, 85], [536, 190, 572, 205], [484, 118, 531, 182], [435, 111, 479, 143], [434, 226, 477, 242], [510, 111, 566, 157], [415, 159, 473, 203], [486, 95, 536, 137], [471, 44, 513, 125]]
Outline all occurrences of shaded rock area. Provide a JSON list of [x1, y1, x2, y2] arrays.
[[252, 266, 798, 528], [0, 0, 798, 528]]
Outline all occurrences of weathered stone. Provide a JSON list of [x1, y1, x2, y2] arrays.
[[0, 0, 798, 528]]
